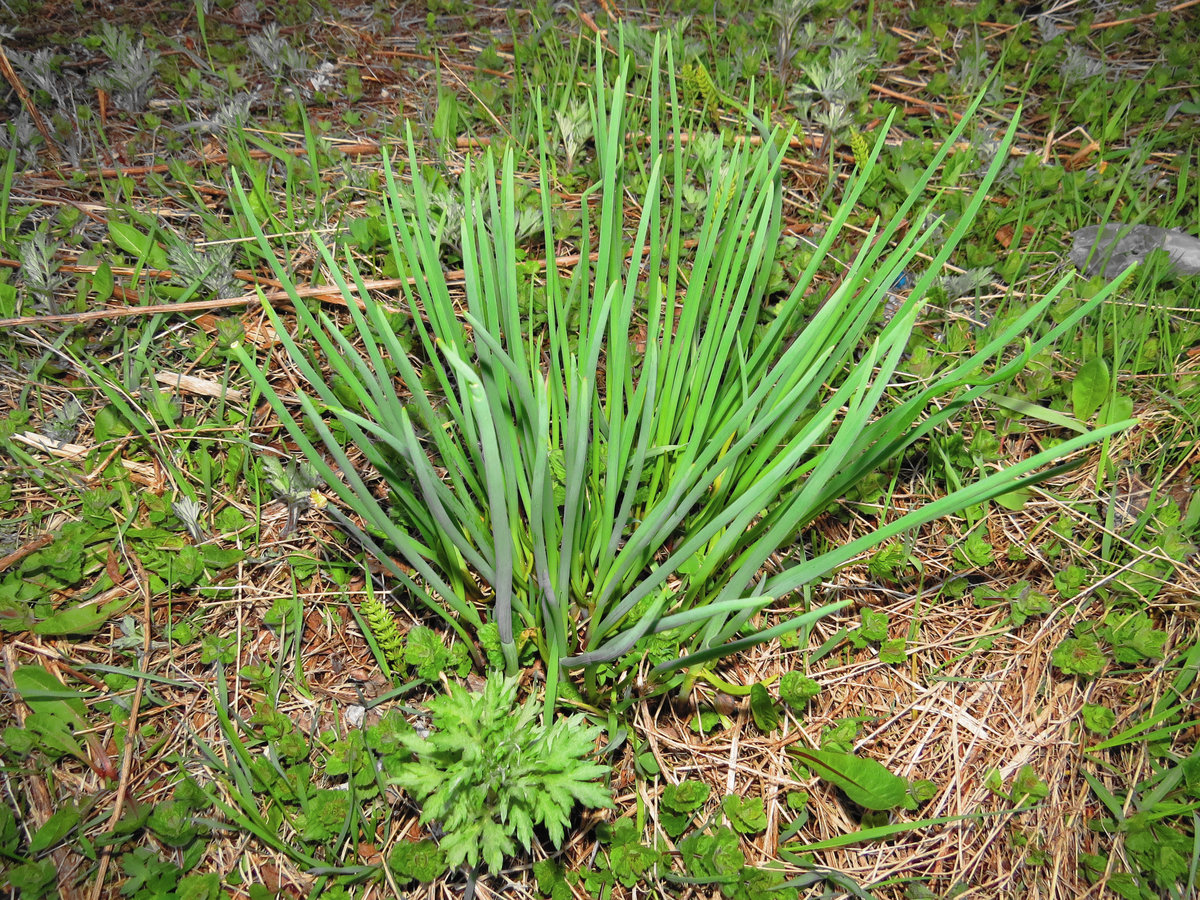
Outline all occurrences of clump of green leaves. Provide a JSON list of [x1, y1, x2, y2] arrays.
[[1052, 610, 1168, 679], [660, 779, 710, 837], [403, 624, 472, 682], [391, 675, 612, 874], [591, 818, 665, 889], [779, 671, 822, 712], [388, 839, 447, 884]]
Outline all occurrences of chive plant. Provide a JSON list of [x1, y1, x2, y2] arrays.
[[232, 35, 1130, 709]]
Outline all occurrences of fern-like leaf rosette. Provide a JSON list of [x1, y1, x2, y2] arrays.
[[392, 676, 612, 873]]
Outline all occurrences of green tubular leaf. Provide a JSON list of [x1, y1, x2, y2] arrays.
[[228, 174, 494, 634], [651, 600, 852, 679], [564, 588, 672, 667], [438, 343, 516, 667], [235, 337, 480, 636], [319, 401, 496, 583], [766, 420, 1134, 603], [591, 368, 849, 639], [557, 365, 594, 611]]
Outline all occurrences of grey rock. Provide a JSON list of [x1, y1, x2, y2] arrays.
[[1070, 224, 1200, 278]]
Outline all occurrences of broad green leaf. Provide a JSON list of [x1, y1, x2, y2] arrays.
[[1099, 393, 1133, 427], [28, 804, 81, 854], [21, 711, 84, 761], [792, 747, 909, 810], [4, 859, 56, 894], [532, 859, 573, 900], [1072, 355, 1110, 421], [93, 262, 114, 302], [108, 220, 170, 270], [0, 281, 16, 317], [13, 665, 88, 717], [749, 682, 780, 732], [34, 597, 130, 636], [994, 486, 1031, 511], [93, 403, 135, 442]]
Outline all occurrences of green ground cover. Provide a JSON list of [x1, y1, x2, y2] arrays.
[[1, 1, 1198, 898]]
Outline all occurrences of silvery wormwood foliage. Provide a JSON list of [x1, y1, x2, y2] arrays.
[[794, 46, 875, 136], [175, 93, 254, 136], [0, 115, 42, 165], [950, 34, 992, 95], [172, 496, 205, 542], [1036, 13, 1060, 44], [395, 171, 541, 254], [8, 47, 76, 110], [91, 22, 159, 113], [936, 266, 996, 301], [19, 232, 66, 309], [553, 99, 592, 171], [5, 47, 89, 163], [766, 0, 822, 73], [247, 24, 306, 82], [1061, 44, 1106, 86], [167, 242, 240, 298], [792, 46, 873, 108], [619, 16, 701, 65], [42, 398, 83, 445]]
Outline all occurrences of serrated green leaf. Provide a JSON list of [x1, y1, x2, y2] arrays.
[[1081, 703, 1116, 735], [404, 625, 449, 682], [532, 858, 574, 900], [1051, 636, 1106, 677], [177, 872, 220, 900], [391, 676, 611, 873], [779, 671, 821, 710], [1101, 612, 1167, 664], [388, 839, 447, 883], [662, 779, 710, 813], [610, 839, 661, 887], [722, 794, 767, 833], [879, 638, 907, 665]]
